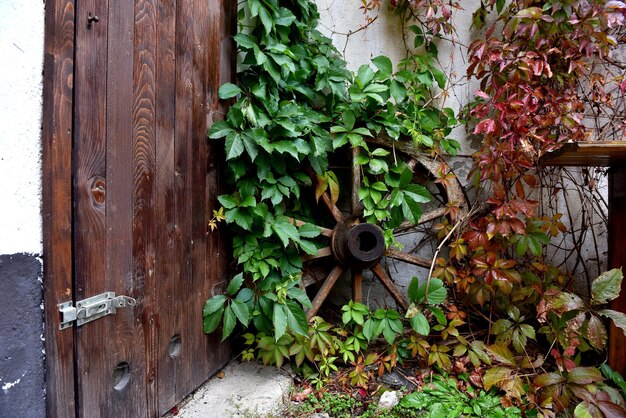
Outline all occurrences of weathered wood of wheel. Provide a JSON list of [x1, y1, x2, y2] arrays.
[[298, 138, 469, 320]]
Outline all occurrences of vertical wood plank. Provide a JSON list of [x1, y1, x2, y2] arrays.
[[155, 0, 180, 413], [106, 0, 149, 416], [173, 0, 198, 406], [189, 0, 211, 385], [204, 0, 235, 374], [132, 0, 159, 415], [42, 0, 76, 416], [72, 0, 110, 414], [609, 167, 626, 375]]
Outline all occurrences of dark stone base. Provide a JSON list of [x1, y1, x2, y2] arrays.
[[0, 253, 45, 418]]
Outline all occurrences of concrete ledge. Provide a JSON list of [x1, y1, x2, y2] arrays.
[[172, 360, 294, 418]]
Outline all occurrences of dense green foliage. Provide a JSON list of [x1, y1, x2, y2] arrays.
[[204, 0, 626, 416], [204, 0, 455, 343], [400, 375, 521, 418]]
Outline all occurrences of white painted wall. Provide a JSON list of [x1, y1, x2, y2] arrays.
[[0, 1, 45, 255]]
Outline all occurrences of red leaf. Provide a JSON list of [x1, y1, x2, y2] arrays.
[[597, 401, 626, 418], [473, 118, 496, 134], [474, 89, 491, 99]]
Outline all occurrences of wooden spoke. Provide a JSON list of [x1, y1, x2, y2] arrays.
[[320, 192, 345, 223], [307, 265, 345, 320], [300, 136, 472, 318], [352, 270, 363, 303], [352, 147, 363, 215], [301, 246, 332, 262], [385, 248, 431, 268], [302, 265, 331, 288], [394, 207, 447, 233], [371, 263, 409, 310]]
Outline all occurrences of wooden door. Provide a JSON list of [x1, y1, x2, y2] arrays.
[[43, 0, 234, 416]]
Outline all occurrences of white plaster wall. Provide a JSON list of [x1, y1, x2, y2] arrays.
[[0, 1, 45, 255], [316, 0, 481, 152]]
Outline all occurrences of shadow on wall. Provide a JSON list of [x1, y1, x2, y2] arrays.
[[0, 253, 45, 418]]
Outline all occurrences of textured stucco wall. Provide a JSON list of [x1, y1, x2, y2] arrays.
[[0, 0, 44, 256], [0, 1, 46, 417], [0, 254, 45, 417]]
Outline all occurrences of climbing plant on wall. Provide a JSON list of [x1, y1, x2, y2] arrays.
[[205, 0, 626, 415]]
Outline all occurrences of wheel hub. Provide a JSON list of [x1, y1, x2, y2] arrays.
[[331, 221, 385, 269]]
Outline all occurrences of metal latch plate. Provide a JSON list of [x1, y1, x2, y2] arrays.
[[58, 292, 136, 330]]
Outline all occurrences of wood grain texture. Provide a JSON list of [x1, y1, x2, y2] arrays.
[[106, 0, 148, 416], [371, 264, 410, 310], [204, 0, 234, 380], [41, 0, 76, 416], [609, 167, 626, 375], [72, 0, 110, 415], [155, 0, 180, 413], [132, 0, 159, 415], [172, 0, 196, 411], [189, 0, 211, 386], [538, 141, 626, 167], [44, 0, 234, 415]]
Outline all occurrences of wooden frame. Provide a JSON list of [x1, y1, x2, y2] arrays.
[[41, 0, 76, 416], [540, 141, 626, 374]]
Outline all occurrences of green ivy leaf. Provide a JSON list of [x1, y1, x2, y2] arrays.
[[363, 318, 378, 341], [372, 55, 392, 78], [382, 324, 397, 345], [208, 121, 234, 139], [218, 83, 242, 99], [298, 223, 321, 238], [409, 312, 430, 335], [287, 287, 312, 309], [285, 300, 308, 336], [258, 6, 273, 34], [203, 294, 226, 316], [230, 299, 250, 327], [496, 0, 505, 13], [417, 278, 447, 305], [273, 303, 287, 341], [592, 268, 623, 305], [222, 305, 236, 341], [227, 273, 244, 296], [233, 33, 256, 49], [225, 132, 245, 160], [573, 402, 594, 418], [272, 216, 299, 248], [203, 307, 224, 334], [390, 79, 407, 102], [408, 277, 420, 303]]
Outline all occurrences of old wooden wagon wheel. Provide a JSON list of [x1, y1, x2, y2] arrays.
[[297, 138, 469, 320]]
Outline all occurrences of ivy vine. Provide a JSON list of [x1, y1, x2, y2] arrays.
[[204, 0, 457, 343]]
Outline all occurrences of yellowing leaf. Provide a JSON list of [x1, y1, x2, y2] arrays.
[[483, 366, 512, 391]]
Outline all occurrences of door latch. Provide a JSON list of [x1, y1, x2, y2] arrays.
[[58, 292, 136, 330]]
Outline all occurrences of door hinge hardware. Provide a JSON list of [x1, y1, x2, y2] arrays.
[[58, 292, 136, 330]]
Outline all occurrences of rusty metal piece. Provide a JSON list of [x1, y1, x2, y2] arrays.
[[87, 12, 100, 28], [332, 221, 385, 269]]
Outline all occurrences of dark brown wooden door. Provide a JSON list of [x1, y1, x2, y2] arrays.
[[43, 0, 233, 416]]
